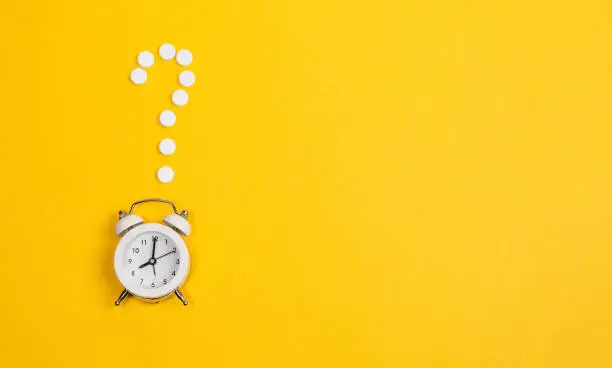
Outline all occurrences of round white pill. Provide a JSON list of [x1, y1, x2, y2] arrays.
[[138, 51, 154, 68], [172, 89, 189, 106], [159, 138, 176, 156], [130, 68, 147, 85], [159, 43, 176, 60], [159, 110, 176, 127], [179, 71, 195, 87], [176, 49, 193, 66], [157, 166, 174, 183]]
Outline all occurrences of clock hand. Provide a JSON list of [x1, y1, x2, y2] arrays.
[[138, 261, 150, 269], [155, 250, 176, 260], [153, 264, 156, 276], [151, 236, 158, 259]]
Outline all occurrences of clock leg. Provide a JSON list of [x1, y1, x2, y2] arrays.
[[114, 289, 129, 306], [175, 289, 188, 306]]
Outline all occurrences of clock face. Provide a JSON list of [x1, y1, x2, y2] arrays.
[[122, 231, 181, 290], [114, 223, 190, 299]]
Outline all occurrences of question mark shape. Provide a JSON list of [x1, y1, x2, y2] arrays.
[[130, 43, 195, 183]]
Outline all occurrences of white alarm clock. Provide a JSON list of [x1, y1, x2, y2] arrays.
[[113, 199, 191, 306]]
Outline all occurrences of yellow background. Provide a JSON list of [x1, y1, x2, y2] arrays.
[[1, 0, 611, 367]]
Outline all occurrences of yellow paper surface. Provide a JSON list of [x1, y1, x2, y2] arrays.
[[0, 1, 611, 367]]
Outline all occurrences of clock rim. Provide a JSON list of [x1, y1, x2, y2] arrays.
[[114, 223, 190, 299]]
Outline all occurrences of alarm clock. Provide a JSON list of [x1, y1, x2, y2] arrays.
[[113, 199, 191, 306]]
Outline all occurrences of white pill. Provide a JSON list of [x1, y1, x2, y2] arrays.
[[178, 71, 195, 87], [159, 110, 176, 127], [172, 89, 189, 106], [157, 166, 174, 183], [176, 49, 193, 66], [138, 51, 154, 68], [159, 138, 176, 156], [130, 68, 147, 85], [159, 43, 176, 60]]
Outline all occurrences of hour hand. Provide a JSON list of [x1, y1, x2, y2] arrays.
[[138, 261, 150, 269]]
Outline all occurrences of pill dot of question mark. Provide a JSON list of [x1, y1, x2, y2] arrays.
[[159, 138, 176, 156], [157, 166, 174, 183]]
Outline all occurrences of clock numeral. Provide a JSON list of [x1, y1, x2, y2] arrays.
[[176, 259, 180, 264], [151, 282, 155, 287], [140, 278, 144, 285], [128, 259, 132, 264], [165, 238, 168, 244], [163, 279, 168, 284], [131, 270, 135, 276], [173, 247, 177, 252], [141, 239, 147, 245], [172, 270, 176, 276], [132, 248, 139, 254]]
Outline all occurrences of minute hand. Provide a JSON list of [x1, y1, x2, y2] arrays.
[[151, 236, 158, 259], [155, 250, 176, 260]]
